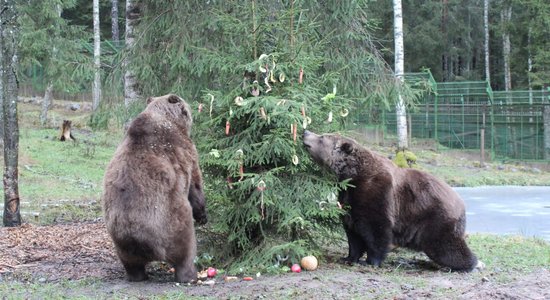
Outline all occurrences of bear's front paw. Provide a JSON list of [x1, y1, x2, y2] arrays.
[[339, 256, 355, 265]]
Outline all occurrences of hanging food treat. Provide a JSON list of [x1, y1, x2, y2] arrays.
[[302, 118, 308, 130], [327, 111, 333, 123], [238, 164, 244, 181], [293, 122, 297, 142], [340, 108, 349, 117], [230, 107, 233, 117], [292, 154, 299, 165], [235, 149, 244, 158], [198, 103, 203, 113], [276, 99, 287, 106], [260, 107, 267, 119], [279, 72, 285, 82], [257, 180, 266, 191], [225, 120, 231, 135], [301, 106, 306, 117], [299, 68, 304, 84], [290, 123, 294, 135], [333, 84, 337, 95], [251, 80, 260, 96], [208, 93, 215, 118], [264, 76, 272, 93], [234, 96, 244, 106]]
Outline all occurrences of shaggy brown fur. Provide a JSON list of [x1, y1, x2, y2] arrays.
[[303, 130, 483, 272], [103, 94, 206, 283]]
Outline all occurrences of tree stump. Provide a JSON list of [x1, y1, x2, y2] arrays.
[[59, 120, 75, 141]]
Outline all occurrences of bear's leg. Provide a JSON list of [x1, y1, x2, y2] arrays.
[[355, 220, 392, 267], [423, 234, 479, 272], [340, 213, 366, 264], [121, 260, 148, 282], [174, 257, 197, 283]]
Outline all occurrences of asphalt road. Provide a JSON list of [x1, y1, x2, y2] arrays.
[[456, 186, 550, 241]]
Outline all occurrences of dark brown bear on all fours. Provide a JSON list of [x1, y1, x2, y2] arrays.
[[103, 94, 207, 283], [303, 130, 484, 272]]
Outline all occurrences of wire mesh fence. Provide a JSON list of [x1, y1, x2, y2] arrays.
[[352, 71, 550, 161]]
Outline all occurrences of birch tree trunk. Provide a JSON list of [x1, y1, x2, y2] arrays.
[[393, 0, 408, 149], [501, 4, 512, 92], [484, 0, 491, 83], [527, 27, 533, 105], [92, 0, 101, 111], [1, 0, 21, 227], [111, 0, 120, 45], [124, 0, 141, 107]]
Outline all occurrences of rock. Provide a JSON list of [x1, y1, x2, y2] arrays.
[[482, 276, 490, 283], [38, 277, 47, 283], [69, 103, 81, 111], [532, 168, 541, 174], [497, 165, 506, 171]]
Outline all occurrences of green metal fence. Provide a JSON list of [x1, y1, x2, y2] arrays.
[[361, 70, 550, 161]]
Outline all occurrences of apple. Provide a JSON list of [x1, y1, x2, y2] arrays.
[[291, 264, 301, 273], [207, 267, 217, 277]]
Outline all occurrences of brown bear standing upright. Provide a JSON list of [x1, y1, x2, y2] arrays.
[[103, 94, 207, 283], [303, 130, 484, 272]]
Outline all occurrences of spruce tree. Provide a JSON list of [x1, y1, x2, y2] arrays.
[[194, 2, 354, 270]]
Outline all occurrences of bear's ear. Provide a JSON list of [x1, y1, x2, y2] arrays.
[[340, 142, 353, 155], [146, 97, 154, 105], [168, 94, 181, 104]]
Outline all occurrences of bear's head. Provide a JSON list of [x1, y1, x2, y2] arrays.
[[145, 94, 193, 135], [303, 130, 362, 179]]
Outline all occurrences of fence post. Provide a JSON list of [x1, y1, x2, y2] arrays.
[[544, 105, 550, 160], [480, 108, 486, 166]]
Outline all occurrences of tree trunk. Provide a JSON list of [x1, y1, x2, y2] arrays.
[[124, 0, 141, 107], [111, 0, 120, 46], [39, 6, 60, 127], [1, 0, 22, 227], [484, 0, 490, 83], [39, 83, 53, 126], [393, 0, 408, 149], [527, 27, 533, 105], [501, 4, 512, 92], [59, 120, 75, 141], [92, 0, 101, 111]]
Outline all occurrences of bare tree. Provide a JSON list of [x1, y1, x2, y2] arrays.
[[111, 0, 120, 45], [124, 0, 141, 106], [484, 0, 491, 83], [92, 0, 101, 111], [1, 0, 21, 227], [393, 0, 408, 149]]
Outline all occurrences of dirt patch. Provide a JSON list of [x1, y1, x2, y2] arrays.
[[1, 222, 549, 299]]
